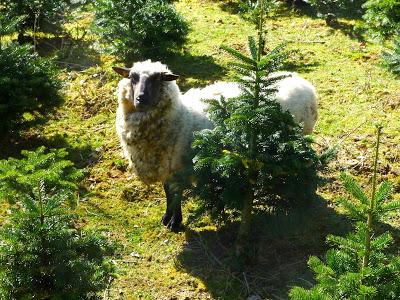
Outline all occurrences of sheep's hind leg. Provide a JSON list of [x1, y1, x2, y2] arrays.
[[162, 182, 182, 232], [161, 182, 173, 226]]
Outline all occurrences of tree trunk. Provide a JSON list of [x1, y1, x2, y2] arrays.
[[236, 186, 254, 258], [362, 125, 382, 269], [235, 0, 264, 259]]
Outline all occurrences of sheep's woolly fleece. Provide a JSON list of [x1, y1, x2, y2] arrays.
[[184, 72, 318, 134], [116, 60, 213, 184]]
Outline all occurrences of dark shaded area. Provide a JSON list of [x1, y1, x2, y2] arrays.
[[218, 0, 318, 19], [218, 0, 366, 42], [288, 0, 319, 19], [283, 57, 320, 74], [175, 195, 354, 299], [0, 43, 62, 135], [178, 192, 400, 299], [292, 0, 366, 42], [164, 51, 227, 90], [327, 21, 366, 42], [0, 131, 94, 170], [289, 0, 365, 21], [35, 36, 102, 71], [218, 0, 243, 15]]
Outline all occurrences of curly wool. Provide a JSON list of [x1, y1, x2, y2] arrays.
[[116, 60, 212, 184]]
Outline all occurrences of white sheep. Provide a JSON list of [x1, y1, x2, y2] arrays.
[[114, 60, 212, 231], [114, 60, 318, 231], [183, 72, 318, 134]]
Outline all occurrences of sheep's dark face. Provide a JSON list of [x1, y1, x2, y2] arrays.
[[130, 72, 162, 111], [113, 66, 179, 112]]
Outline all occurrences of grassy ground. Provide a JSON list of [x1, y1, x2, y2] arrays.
[[2, 0, 400, 299]]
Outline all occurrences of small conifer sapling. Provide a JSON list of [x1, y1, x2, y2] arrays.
[[0, 181, 117, 299], [289, 126, 400, 299]]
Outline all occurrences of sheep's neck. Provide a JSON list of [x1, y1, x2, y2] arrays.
[[124, 97, 180, 183]]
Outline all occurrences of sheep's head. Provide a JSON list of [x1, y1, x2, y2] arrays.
[[113, 61, 179, 112]]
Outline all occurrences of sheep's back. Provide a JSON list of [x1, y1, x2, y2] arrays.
[[274, 73, 317, 134], [183, 74, 318, 134]]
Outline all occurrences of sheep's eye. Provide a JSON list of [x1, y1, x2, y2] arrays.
[[129, 73, 140, 82]]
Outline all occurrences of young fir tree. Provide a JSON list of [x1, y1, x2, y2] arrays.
[[190, 0, 320, 257], [0, 181, 116, 299], [0, 15, 62, 134], [289, 126, 400, 300], [0, 147, 83, 204], [93, 0, 188, 61], [0, 0, 71, 42]]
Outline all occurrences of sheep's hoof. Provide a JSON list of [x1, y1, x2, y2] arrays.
[[167, 221, 182, 232], [161, 212, 172, 226], [166, 215, 183, 232]]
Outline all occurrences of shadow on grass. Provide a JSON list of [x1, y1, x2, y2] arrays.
[[284, 59, 320, 74], [36, 36, 102, 71], [327, 21, 366, 42], [219, 0, 366, 43], [293, 0, 365, 42], [218, 0, 319, 19], [0, 131, 94, 169], [289, 0, 319, 19], [164, 51, 227, 91], [176, 196, 352, 299], [218, 0, 244, 15], [178, 193, 400, 299]]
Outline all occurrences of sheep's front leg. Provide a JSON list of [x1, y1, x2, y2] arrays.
[[162, 182, 182, 232]]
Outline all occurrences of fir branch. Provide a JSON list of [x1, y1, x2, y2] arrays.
[[374, 181, 393, 205], [220, 45, 257, 66], [340, 173, 370, 207], [379, 200, 400, 213], [336, 197, 365, 220], [248, 36, 258, 60]]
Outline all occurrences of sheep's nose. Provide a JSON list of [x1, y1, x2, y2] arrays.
[[136, 94, 145, 103]]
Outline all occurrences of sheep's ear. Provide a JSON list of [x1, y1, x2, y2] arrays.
[[161, 73, 179, 81], [113, 66, 131, 78]]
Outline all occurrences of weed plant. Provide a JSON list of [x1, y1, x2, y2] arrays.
[[363, 0, 400, 39], [382, 35, 400, 75]]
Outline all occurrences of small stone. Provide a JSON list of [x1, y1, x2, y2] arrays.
[[130, 251, 141, 258]]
